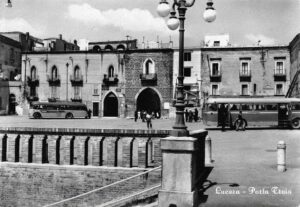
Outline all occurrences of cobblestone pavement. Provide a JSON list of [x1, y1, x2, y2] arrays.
[[0, 115, 299, 206]]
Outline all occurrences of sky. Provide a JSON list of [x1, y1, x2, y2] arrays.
[[0, 0, 299, 47]]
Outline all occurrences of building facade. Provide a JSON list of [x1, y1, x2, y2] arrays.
[[0, 34, 22, 115], [201, 46, 290, 98], [289, 34, 300, 97], [21, 46, 174, 118]]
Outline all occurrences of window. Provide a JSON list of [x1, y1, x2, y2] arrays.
[[211, 84, 219, 95], [275, 61, 284, 75], [213, 41, 220, 47], [93, 84, 98, 95], [275, 84, 284, 95], [51, 66, 58, 79], [51, 86, 57, 98], [74, 66, 80, 79], [108, 66, 114, 77], [240, 62, 250, 76], [184, 67, 191, 77], [184, 52, 191, 61], [31, 66, 36, 79], [253, 84, 257, 96], [143, 59, 155, 74], [241, 84, 249, 96], [211, 62, 220, 76]]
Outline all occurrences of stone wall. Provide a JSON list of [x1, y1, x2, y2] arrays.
[[289, 34, 300, 97], [0, 163, 161, 207]]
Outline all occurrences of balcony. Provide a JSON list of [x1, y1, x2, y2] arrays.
[[239, 71, 251, 82], [27, 76, 39, 87], [140, 73, 157, 86], [210, 72, 222, 82], [47, 75, 61, 86], [103, 74, 119, 86], [71, 97, 82, 102], [70, 74, 83, 86], [48, 97, 59, 102], [274, 72, 286, 81]]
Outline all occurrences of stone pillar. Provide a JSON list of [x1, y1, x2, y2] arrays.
[[152, 138, 162, 167], [90, 137, 100, 166], [158, 130, 207, 207], [121, 137, 134, 167], [34, 135, 46, 164], [61, 136, 73, 165], [20, 135, 32, 163], [138, 138, 148, 168], [277, 140, 286, 172], [6, 134, 19, 162], [75, 136, 88, 165], [106, 137, 118, 167], [116, 137, 123, 167], [47, 136, 62, 165]]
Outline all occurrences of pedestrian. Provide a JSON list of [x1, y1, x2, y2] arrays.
[[87, 109, 92, 119], [236, 110, 245, 131], [185, 109, 189, 122], [137, 111, 141, 119], [219, 104, 227, 131], [134, 110, 138, 122], [146, 112, 152, 129], [142, 110, 147, 122], [194, 108, 198, 122], [189, 110, 193, 122]]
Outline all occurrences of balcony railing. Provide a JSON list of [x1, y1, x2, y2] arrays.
[[70, 74, 83, 86], [103, 74, 119, 85], [47, 75, 61, 86], [27, 96, 39, 102], [210, 72, 222, 82], [239, 71, 251, 82], [140, 73, 157, 86], [27, 76, 39, 87], [274, 71, 286, 81], [71, 97, 82, 102]]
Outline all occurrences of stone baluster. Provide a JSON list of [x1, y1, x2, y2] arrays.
[[34, 135, 47, 164], [152, 137, 162, 167], [60, 136, 73, 165], [47, 135, 61, 165], [138, 138, 148, 168], [100, 137, 108, 166], [121, 137, 134, 167], [6, 134, 20, 162], [20, 135, 33, 163], [106, 137, 119, 167], [90, 137, 100, 166], [74, 136, 89, 165]]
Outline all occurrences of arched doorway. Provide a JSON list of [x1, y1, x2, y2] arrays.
[[103, 92, 118, 117], [8, 94, 16, 115], [136, 88, 161, 114]]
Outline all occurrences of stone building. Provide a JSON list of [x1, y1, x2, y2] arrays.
[[201, 45, 290, 97], [0, 34, 22, 115], [288, 33, 300, 97], [21, 42, 174, 118]]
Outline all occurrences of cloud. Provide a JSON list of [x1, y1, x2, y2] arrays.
[[67, 3, 171, 33], [0, 18, 44, 36], [245, 34, 276, 45]]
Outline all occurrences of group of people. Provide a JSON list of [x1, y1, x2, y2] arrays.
[[134, 110, 161, 129], [185, 108, 199, 122], [218, 103, 246, 131]]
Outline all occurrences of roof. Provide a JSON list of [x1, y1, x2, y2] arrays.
[[205, 97, 300, 104], [0, 34, 21, 48], [89, 39, 137, 45], [32, 101, 86, 106]]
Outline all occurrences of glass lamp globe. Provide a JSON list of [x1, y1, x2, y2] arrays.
[[203, 9, 216, 23], [167, 17, 180, 30], [157, 1, 170, 17]]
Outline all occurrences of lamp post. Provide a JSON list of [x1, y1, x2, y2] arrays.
[[157, 0, 216, 137]]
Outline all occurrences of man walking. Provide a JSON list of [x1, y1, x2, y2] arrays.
[[146, 112, 153, 129]]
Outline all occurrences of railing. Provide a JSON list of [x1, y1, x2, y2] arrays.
[[70, 75, 84, 86], [43, 166, 161, 207], [27, 76, 40, 87], [47, 75, 61, 86]]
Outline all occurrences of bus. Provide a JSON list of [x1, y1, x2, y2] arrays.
[[202, 97, 300, 129], [29, 101, 88, 119]]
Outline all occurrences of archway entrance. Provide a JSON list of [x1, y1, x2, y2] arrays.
[[136, 88, 161, 114], [8, 94, 16, 115], [103, 92, 118, 117]]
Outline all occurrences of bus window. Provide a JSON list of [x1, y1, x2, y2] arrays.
[[254, 104, 265, 111], [208, 104, 218, 111], [241, 104, 252, 111], [292, 104, 300, 110], [265, 104, 278, 111], [230, 104, 239, 111], [46, 105, 58, 110]]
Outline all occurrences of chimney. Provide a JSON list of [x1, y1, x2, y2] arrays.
[[59, 34, 62, 40], [74, 40, 77, 45]]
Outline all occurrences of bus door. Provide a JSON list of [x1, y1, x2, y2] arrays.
[[278, 103, 290, 127]]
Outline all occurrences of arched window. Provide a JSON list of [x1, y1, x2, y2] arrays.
[[104, 45, 114, 51], [74, 66, 80, 79], [116, 44, 126, 51], [31, 66, 36, 79], [51, 66, 58, 79], [108, 66, 114, 78], [93, 45, 101, 52], [143, 59, 155, 75]]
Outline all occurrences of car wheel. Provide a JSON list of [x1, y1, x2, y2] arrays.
[[65, 113, 74, 119], [291, 118, 300, 129], [33, 112, 41, 119]]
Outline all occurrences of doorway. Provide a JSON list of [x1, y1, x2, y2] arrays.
[[103, 93, 118, 117], [93, 102, 99, 117], [8, 94, 16, 114], [136, 88, 161, 114]]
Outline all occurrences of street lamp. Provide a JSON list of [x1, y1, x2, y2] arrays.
[[157, 0, 216, 136]]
